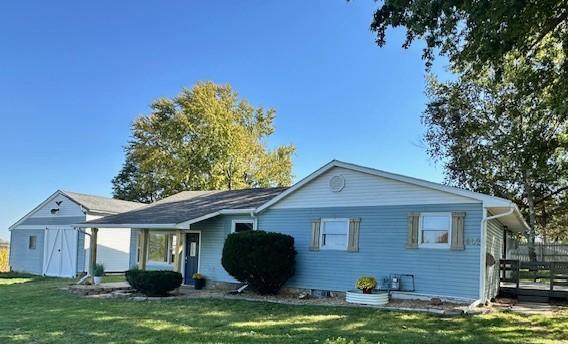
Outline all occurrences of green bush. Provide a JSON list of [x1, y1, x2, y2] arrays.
[[221, 230, 296, 295], [93, 263, 105, 277], [125, 268, 182, 296]]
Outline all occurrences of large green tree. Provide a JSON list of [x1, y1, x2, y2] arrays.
[[112, 82, 295, 203], [369, 1, 568, 127], [423, 46, 568, 258]]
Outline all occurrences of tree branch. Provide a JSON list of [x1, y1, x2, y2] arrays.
[[534, 186, 568, 205]]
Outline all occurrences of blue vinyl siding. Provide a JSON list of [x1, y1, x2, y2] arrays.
[[258, 203, 483, 300], [9, 228, 45, 274], [191, 215, 254, 283]]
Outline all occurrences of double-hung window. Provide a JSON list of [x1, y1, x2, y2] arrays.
[[419, 213, 451, 249], [320, 218, 349, 250]]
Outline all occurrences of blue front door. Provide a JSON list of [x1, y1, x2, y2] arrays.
[[184, 233, 200, 285]]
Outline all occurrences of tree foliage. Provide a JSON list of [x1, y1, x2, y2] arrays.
[[112, 82, 295, 203], [370, 1, 568, 124], [423, 47, 568, 254]]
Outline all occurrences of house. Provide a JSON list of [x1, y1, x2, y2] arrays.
[[77, 160, 529, 302], [9, 190, 143, 277]]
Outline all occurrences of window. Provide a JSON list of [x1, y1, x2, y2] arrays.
[[419, 213, 451, 249], [232, 220, 255, 233], [28, 236, 37, 250], [147, 232, 176, 264], [320, 218, 349, 250]]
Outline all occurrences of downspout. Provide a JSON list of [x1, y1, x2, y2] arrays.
[[470, 206, 515, 310], [250, 210, 257, 230]]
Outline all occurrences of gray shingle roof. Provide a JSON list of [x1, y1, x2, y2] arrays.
[[82, 187, 287, 226], [62, 191, 144, 214]]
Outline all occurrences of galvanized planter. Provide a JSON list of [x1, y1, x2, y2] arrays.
[[346, 290, 389, 306]]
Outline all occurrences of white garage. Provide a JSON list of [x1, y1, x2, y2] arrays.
[[8, 190, 142, 277]]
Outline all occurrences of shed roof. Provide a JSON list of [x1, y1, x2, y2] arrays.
[[62, 191, 144, 214], [78, 188, 287, 228]]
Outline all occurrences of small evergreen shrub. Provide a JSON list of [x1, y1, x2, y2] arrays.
[[222, 230, 296, 295], [93, 263, 105, 277], [125, 268, 182, 296], [355, 276, 377, 294]]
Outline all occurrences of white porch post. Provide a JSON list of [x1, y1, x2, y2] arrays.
[[174, 230, 184, 273], [89, 227, 98, 277], [139, 229, 149, 270]]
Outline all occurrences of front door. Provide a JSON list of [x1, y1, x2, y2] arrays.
[[43, 227, 77, 277], [184, 233, 200, 285]]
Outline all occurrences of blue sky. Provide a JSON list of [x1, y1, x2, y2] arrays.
[[0, 1, 450, 241]]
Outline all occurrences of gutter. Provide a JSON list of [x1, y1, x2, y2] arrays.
[[475, 206, 516, 306]]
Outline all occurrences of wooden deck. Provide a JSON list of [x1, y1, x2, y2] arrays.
[[499, 260, 568, 302]]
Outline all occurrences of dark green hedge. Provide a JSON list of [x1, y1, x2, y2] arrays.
[[125, 268, 182, 296], [221, 230, 296, 294]]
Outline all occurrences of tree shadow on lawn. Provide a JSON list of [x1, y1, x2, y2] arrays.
[[1, 278, 567, 343]]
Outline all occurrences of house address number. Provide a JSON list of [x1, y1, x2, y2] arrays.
[[465, 237, 481, 246]]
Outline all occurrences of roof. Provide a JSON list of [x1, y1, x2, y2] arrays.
[[256, 160, 530, 232], [9, 190, 143, 230], [62, 191, 144, 214], [78, 187, 287, 228]]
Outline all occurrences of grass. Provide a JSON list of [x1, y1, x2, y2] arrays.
[[1, 273, 567, 343]]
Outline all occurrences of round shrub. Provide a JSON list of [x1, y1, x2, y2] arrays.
[[222, 230, 296, 295], [356, 276, 377, 294], [125, 268, 182, 296]]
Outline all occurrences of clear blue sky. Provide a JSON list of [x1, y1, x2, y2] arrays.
[[0, 1, 450, 241]]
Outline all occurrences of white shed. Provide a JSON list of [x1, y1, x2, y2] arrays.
[[8, 190, 143, 277]]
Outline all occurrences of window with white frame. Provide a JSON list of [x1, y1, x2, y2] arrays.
[[320, 218, 349, 250], [147, 232, 176, 264], [419, 213, 451, 248], [232, 220, 255, 233]]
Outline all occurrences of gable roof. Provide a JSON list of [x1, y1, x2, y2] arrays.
[[9, 190, 143, 230], [256, 160, 530, 231], [257, 160, 516, 212], [77, 187, 287, 228]]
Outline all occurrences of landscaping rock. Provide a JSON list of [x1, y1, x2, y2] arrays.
[[298, 292, 310, 300], [430, 297, 443, 306]]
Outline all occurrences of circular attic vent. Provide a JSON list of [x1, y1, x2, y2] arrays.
[[329, 175, 345, 192]]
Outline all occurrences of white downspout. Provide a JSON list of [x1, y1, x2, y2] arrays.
[[471, 206, 515, 309]]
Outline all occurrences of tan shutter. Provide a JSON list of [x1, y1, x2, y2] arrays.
[[407, 213, 419, 248], [347, 218, 361, 252], [451, 212, 466, 250], [309, 218, 321, 251]]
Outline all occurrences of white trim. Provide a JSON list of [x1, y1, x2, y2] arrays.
[[418, 212, 452, 249], [256, 160, 517, 212], [74, 223, 177, 229], [479, 208, 488, 301], [176, 209, 255, 229], [319, 218, 349, 251], [231, 219, 256, 233]]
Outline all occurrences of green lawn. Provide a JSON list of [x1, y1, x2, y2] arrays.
[[1, 273, 567, 343]]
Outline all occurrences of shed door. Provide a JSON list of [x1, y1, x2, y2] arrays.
[[43, 227, 77, 277]]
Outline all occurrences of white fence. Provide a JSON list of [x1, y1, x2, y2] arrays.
[[508, 243, 568, 262]]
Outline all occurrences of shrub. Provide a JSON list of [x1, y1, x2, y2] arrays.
[[0, 246, 8, 272], [355, 276, 377, 294], [222, 230, 296, 295], [192, 272, 204, 280], [125, 268, 182, 296], [93, 263, 105, 277]]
